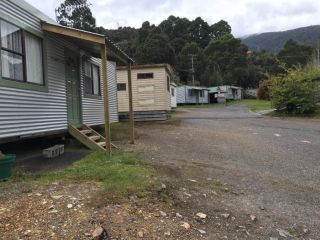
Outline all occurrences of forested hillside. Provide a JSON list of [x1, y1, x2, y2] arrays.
[[242, 25, 320, 52], [56, 0, 317, 89]]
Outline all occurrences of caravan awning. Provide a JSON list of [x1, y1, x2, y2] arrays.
[[41, 22, 134, 64]]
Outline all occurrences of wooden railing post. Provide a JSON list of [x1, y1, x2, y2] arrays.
[[128, 63, 134, 144], [101, 44, 111, 154]]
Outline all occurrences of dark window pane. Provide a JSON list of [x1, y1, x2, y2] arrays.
[[1, 50, 23, 81], [1, 20, 22, 53], [117, 83, 126, 91], [137, 73, 154, 79], [84, 76, 93, 94]]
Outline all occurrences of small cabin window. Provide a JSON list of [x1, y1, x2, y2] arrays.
[[199, 90, 204, 97], [117, 83, 126, 91], [0, 20, 44, 85], [137, 73, 153, 79], [171, 88, 175, 97], [84, 60, 100, 96], [167, 76, 170, 92]]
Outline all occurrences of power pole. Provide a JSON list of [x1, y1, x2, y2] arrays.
[[188, 54, 196, 85], [317, 39, 320, 66]]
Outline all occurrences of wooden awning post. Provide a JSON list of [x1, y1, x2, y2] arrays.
[[127, 63, 134, 144], [101, 44, 111, 154]]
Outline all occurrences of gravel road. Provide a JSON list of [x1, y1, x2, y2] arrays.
[[130, 105, 320, 239]]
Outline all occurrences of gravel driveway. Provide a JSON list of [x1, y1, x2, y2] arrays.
[[128, 105, 320, 239]]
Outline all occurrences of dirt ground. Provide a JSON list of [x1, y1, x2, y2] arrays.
[[1, 105, 320, 239]]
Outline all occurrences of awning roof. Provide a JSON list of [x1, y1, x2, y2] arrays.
[[41, 22, 134, 64]]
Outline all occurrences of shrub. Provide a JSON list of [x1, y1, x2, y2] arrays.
[[270, 66, 320, 114], [257, 79, 271, 100]]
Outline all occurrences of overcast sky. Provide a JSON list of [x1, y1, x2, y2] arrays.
[[25, 0, 320, 37]]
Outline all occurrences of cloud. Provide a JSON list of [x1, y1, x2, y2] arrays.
[[24, 0, 320, 36]]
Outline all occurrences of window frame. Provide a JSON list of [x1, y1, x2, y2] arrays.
[[117, 83, 126, 91], [0, 18, 46, 91], [83, 59, 101, 98], [137, 72, 154, 79]]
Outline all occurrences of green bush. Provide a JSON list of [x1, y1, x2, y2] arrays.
[[270, 66, 320, 114]]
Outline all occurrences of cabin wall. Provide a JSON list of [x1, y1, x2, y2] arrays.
[[117, 67, 171, 113], [0, 1, 118, 141], [176, 86, 186, 104], [81, 59, 118, 125]]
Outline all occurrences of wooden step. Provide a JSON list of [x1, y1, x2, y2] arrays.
[[89, 135, 100, 141], [80, 130, 92, 135], [97, 142, 106, 147]]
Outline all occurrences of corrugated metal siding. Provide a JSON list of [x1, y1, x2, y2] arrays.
[[0, 0, 41, 31], [0, 34, 68, 139], [176, 86, 186, 104], [81, 59, 118, 125]]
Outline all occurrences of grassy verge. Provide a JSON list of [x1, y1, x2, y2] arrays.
[[232, 99, 272, 112], [6, 151, 156, 202]]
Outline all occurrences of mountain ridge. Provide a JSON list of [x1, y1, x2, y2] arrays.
[[241, 25, 320, 52]]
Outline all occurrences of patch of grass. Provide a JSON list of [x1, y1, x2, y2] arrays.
[[232, 99, 272, 112], [6, 151, 156, 201], [40, 151, 154, 195]]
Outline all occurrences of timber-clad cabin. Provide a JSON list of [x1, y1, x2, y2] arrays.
[[117, 64, 174, 121], [0, 0, 135, 153]]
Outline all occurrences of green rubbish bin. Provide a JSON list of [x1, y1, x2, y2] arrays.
[[0, 154, 16, 181]]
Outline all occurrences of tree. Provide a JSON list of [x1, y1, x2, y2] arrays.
[[177, 42, 206, 85], [135, 27, 175, 65], [277, 39, 314, 68], [270, 66, 320, 114], [55, 0, 96, 31], [211, 20, 231, 40], [204, 34, 248, 87], [188, 17, 212, 48]]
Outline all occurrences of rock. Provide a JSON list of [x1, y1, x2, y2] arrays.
[[181, 222, 191, 230], [250, 215, 257, 221], [270, 238, 278, 240], [51, 195, 63, 200], [48, 210, 58, 214], [92, 226, 108, 240], [198, 229, 206, 234], [35, 193, 42, 197], [159, 211, 167, 217], [67, 204, 73, 209], [161, 183, 166, 189], [221, 213, 230, 219], [276, 229, 293, 238], [48, 205, 55, 210], [164, 231, 171, 236], [196, 212, 207, 219], [137, 230, 144, 238], [188, 179, 197, 183], [23, 230, 32, 236], [176, 213, 183, 218]]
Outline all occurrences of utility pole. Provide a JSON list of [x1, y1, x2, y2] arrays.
[[317, 39, 320, 66], [188, 54, 196, 85]]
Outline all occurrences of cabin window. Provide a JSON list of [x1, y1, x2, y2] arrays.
[[167, 76, 170, 92], [137, 73, 153, 79], [171, 87, 175, 97], [0, 20, 44, 85], [84, 61, 101, 96], [117, 83, 126, 91], [199, 90, 204, 97]]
